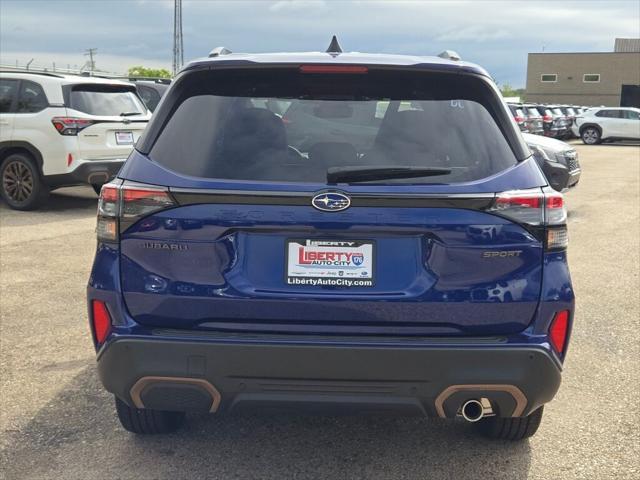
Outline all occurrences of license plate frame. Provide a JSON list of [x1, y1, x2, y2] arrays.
[[115, 131, 134, 145], [285, 238, 375, 287]]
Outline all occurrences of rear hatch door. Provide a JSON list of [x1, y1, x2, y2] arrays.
[[118, 66, 547, 336], [65, 83, 150, 160]]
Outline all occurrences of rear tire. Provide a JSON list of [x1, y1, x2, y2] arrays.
[[0, 153, 49, 210], [115, 396, 185, 434], [581, 127, 601, 145], [476, 406, 544, 441]]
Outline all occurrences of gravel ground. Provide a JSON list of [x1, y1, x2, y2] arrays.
[[1, 142, 639, 479]]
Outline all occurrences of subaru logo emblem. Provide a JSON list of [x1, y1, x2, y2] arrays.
[[311, 192, 351, 212]]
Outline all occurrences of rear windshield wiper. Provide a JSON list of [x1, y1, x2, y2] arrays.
[[327, 166, 452, 184], [119, 111, 143, 116]]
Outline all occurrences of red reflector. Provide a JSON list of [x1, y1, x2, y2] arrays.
[[299, 65, 368, 74], [67, 153, 73, 166], [549, 310, 570, 354], [91, 300, 112, 344]]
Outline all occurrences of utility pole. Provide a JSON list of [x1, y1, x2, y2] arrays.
[[84, 48, 97, 73], [172, 0, 183, 75]]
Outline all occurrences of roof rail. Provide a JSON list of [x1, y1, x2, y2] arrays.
[[437, 50, 461, 61], [209, 46, 232, 58], [0, 69, 65, 79]]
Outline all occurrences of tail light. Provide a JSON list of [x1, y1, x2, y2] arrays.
[[549, 310, 570, 355], [91, 300, 112, 344], [514, 115, 525, 123], [97, 182, 175, 242], [542, 114, 553, 122], [51, 117, 94, 135], [299, 65, 368, 74], [488, 189, 567, 250]]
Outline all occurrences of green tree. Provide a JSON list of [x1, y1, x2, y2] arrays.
[[127, 66, 172, 79], [500, 83, 526, 98]]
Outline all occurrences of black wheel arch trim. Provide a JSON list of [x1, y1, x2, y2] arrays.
[[0, 141, 44, 175], [579, 123, 602, 135]]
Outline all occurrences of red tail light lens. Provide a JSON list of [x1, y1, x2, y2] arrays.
[[91, 300, 112, 344], [543, 114, 553, 122], [299, 65, 368, 74], [121, 185, 175, 218], [514, 116, 524, 123], [490, 190, 544, 225], [489, 189, 568, 250], [549, 310, 570, 354], [51, 117, 94, 135], [96, 182, 175, 242]]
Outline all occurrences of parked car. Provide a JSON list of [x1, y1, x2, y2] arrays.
[[523, 132, 580, 191], [130, 79, 170, 112], [530, 104, 569, 138], [521, 104, 544, 135], [0, 71, 151, 209], [572, 107, 640, 144], [88, 43, 573, 441], [507, 103, 528, 132], [558, 106, 578, 137]]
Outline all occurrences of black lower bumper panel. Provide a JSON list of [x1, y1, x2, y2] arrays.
[[97, 336, 562, 418]]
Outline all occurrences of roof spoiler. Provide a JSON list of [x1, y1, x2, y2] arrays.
[[209, 46, 232, 58]]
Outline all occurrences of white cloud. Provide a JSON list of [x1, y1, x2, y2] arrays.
[[269, 0, 327, 12]]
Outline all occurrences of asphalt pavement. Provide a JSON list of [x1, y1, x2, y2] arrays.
[[1, 142, 639, 479]]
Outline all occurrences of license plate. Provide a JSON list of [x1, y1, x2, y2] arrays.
[[115, 131, 134, 145], [286, 239, 375, 287]]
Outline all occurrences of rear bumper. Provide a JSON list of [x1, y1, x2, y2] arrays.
[[44, 159, 125, 188], [97, 333, 562, 418]]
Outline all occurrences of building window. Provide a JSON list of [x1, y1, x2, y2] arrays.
[[540, 74, 557, 83], [583, 74, 600, 83]]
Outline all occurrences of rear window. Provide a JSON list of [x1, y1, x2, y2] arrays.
[[68, 85, 146, 116], [146, 68, 519, 185]]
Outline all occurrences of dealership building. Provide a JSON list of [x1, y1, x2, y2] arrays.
[[525, 38, 640, 107]]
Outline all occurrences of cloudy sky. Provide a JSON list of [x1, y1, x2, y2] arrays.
[[1, 0, 638, 86]]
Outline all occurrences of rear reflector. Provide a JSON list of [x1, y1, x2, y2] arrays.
[[299, 65, 368, 74], [549, 310, 570, 354], [91, 300, 112, 344]]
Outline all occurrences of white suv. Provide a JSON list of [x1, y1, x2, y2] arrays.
[[0, 71, 151, 210], [572, 107, 640, 145]]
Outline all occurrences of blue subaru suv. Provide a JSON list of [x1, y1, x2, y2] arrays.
[[88, 41, 574, 440]]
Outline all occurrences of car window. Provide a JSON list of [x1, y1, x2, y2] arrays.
[[0, 79, 19, 113], [16, 80, 48, 113], [147, 69, 518, 185], [596, 110, 622, 119], [137, 85, 161, 112], [69, 85, 146, 116], [623, 110, 639, 120]]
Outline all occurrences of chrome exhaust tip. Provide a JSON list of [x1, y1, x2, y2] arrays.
[[460, 398, 493, 422]]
